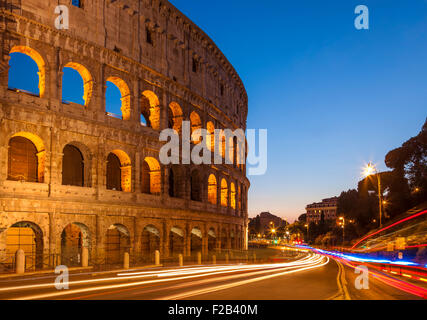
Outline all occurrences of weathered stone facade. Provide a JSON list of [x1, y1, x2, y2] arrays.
[[0, 0, 249, 269]]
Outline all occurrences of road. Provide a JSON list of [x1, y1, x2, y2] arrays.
[[0, 252, 424, 300]]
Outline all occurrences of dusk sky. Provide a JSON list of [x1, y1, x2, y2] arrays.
[[168, 0, 427, 222], [8, 1, 427, 222]]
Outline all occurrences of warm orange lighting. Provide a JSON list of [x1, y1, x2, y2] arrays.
[[363, 162, 377, 178]]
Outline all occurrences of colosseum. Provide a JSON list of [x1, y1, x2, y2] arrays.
[[0, 0, 249, 271]]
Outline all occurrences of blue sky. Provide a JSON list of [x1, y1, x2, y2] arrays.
[[8, 1, 427, 222]]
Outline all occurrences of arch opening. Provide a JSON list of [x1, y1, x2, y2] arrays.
[[190, 227, 202, 254], [105, 224, 130, 265], [5, 221, 44, 271], [61, 222, 90, 267], [141, 225, 160, 261], [169, 227, 184, 257], [9, 46, 45, 97], [106, 77, 131, 120], [106, 150, 131, 192], [62, 62, 93, 106], [208, 174, 217, 205], [62, 144, 84, 187], [221, 179, 228, 207], [8, 133, 45, 183], [141, 90, 160, 130], [141, 157, 161, 195], [190, 111, 202, 144], [168, 102, 183, 133]]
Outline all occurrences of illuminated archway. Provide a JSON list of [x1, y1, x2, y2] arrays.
[[106, 77, 131, 120], [168, 102, 183, 133], [141, 225, 160, 261], [63, 62, 93, 106], [190, 111, 202, 144], [230, 182, 236, 209], [8, 132, 46, 183], [206, 121, 215, 152], [220, 178, 228, 207], [106, 149, 132, 192], [141, 90, 160, 130], [10, 46, 46, 98], [190, 227, 203, 255], [141, 157, 161, 195], [208, 174, 217, 205]]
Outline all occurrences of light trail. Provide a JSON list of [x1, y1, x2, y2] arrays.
[[11, 254, 327, 300], [0, 255, 313, 294], [158, 256, 329, 300]]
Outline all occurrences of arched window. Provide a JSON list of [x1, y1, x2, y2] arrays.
[[190, 170, 201, 201], [221, 178, 228, 207], [62, 144, 84, 187], [106, 150, 131, 192], [9, 46, 45, 97], [190, 111, 202, 144], [8, 137, 38, 182], [206, 121, 215, 152], [208, 174, 217, 205], [168, 102, 183, 133], [141, 91, 160, 130], [141, 157, 161, 195], [230, 182, 236, 209], [106, 224, 131, 265], [105, 77, 131, 120], [8, 133, 45, 183], [62, 62, 93, 106]]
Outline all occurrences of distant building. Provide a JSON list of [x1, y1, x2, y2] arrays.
[[249, 212, 287, 235], [306, 197, 338, 223]]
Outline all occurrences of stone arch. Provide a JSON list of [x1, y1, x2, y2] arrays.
[[141, 90, 161, 130], [141, 156, 161, 195], [169, 226, 184, 256], [106, 76, 131, 120], [9, 46, 46, 98], [207, 174, 217, 205], [220, 178, 228, 207], [190, 111, 202, 144], [141, 224, 160, 260], [106, 149, 132, 192], [5, 221, 44, 271], [208, 228, 216, 251], [190, 169, 202, 202], [63, 62, 93, 106], [105, 223, 131, 265], [60, 222, 91, 267], [8, 132, 46, 183], [168, 101, 183, 133], [230, 182, 236, 210], [190, 227, 203, 254], [206, 121, 215, 152]]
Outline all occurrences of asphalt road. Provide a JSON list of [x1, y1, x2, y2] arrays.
[[0, 252, 423, 300]]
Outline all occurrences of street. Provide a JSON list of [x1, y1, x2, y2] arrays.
[[0, 252, 423, 300]]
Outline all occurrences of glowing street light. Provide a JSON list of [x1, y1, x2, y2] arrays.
[[363, 162, 383, 228], [339, 217, 345, 244]]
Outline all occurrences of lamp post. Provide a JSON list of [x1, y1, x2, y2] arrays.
[[339, 217, 345, 245], [304, 224, 309, 243], [363, 162, 383, 228]]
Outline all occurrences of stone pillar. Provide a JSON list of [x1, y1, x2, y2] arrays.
[[178, 253, 183, 266], [16, 249, 25, 274], [197, 252, 201, 265], [123, 252, 129, 269], [155, 250, 160, 265], [82, 247, 89, 267], [162, 221, 169, 258]]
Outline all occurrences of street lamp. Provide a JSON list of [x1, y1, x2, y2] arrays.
[[363, 162, 383, 228], [339, 217, 345, 245], [304, 224, 309, 243]]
